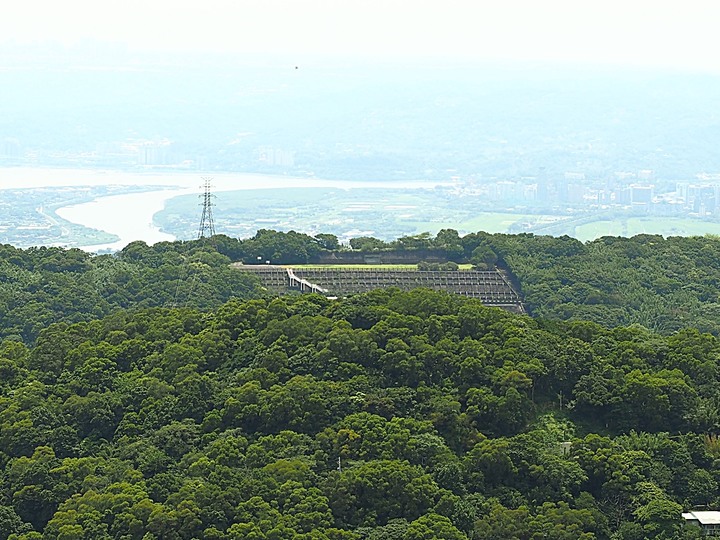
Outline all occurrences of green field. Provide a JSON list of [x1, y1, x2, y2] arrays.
[[575, 217, 720, 242], [402, 213, 538, 234], [157, 187, 564, 241], [159, 185, 720, 244]]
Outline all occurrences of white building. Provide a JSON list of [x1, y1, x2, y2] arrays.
[[682, 511, 720, 536]]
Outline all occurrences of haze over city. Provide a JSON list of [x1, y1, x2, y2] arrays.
[[1, 1, 720, 249]]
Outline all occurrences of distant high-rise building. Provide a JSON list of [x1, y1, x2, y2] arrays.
[[0, 137, 21, 159], [257, 146, 295, 167], [141, 140, 174, 166], [566, 184, 587, 204], [630, 184, 654, 204]]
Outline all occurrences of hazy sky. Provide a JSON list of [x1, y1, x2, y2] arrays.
[[1, 0, 719, 72]]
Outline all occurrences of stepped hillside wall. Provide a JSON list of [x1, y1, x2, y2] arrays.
[[235, 264, 525, 313]]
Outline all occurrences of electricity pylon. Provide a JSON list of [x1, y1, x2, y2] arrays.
[[197, 176, 216, 239]]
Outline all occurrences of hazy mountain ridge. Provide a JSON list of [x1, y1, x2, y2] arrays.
[[2, 53, 720, 181]]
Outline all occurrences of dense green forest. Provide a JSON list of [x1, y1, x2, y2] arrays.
[[5, 231, 720, 538], [8, 229, 720, 342], [219, 228, 720, 336], [487, 233, 720, 334], [2, 287, 717, 539], [0, 239, 261, 344]]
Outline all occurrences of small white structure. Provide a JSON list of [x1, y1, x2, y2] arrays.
[[682, 511, 720, 536]]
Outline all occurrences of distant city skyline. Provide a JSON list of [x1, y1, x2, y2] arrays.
[[1, 0, 719, 72]]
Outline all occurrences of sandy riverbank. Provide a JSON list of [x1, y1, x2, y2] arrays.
[[0, 167, 438, 191], [2, 167, 444, 251], [55, 189, 192, 251]]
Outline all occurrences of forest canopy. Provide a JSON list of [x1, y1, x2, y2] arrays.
[[2, 230, 720, 538], [0, 287, 716, 539], [227, 229, 720, 335], [5, 229, 720, 344]]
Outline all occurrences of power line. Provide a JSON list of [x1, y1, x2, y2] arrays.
[[169, 177, 216, 309], [197, 176, 216, 239]]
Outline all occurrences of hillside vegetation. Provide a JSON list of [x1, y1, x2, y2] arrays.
[[2, 231, 720, 537], [217, 228, 720, 335], [486, 233, 720, 334], [0, 239, 261, 344], [0, 285, 717, 538], [6, 229, 720, 342], [232, 229, 720, 334]]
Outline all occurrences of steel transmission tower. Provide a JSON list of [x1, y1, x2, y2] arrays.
[[197, 177, 216, 239]]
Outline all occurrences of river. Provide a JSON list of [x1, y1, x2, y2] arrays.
[[55, 189, 193, 252], [0, 167, 443, 252]]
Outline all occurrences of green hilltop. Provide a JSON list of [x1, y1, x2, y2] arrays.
[[1, 230, 720, 538]]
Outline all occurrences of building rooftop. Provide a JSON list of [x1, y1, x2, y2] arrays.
[[682, 511, 720, 525]]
